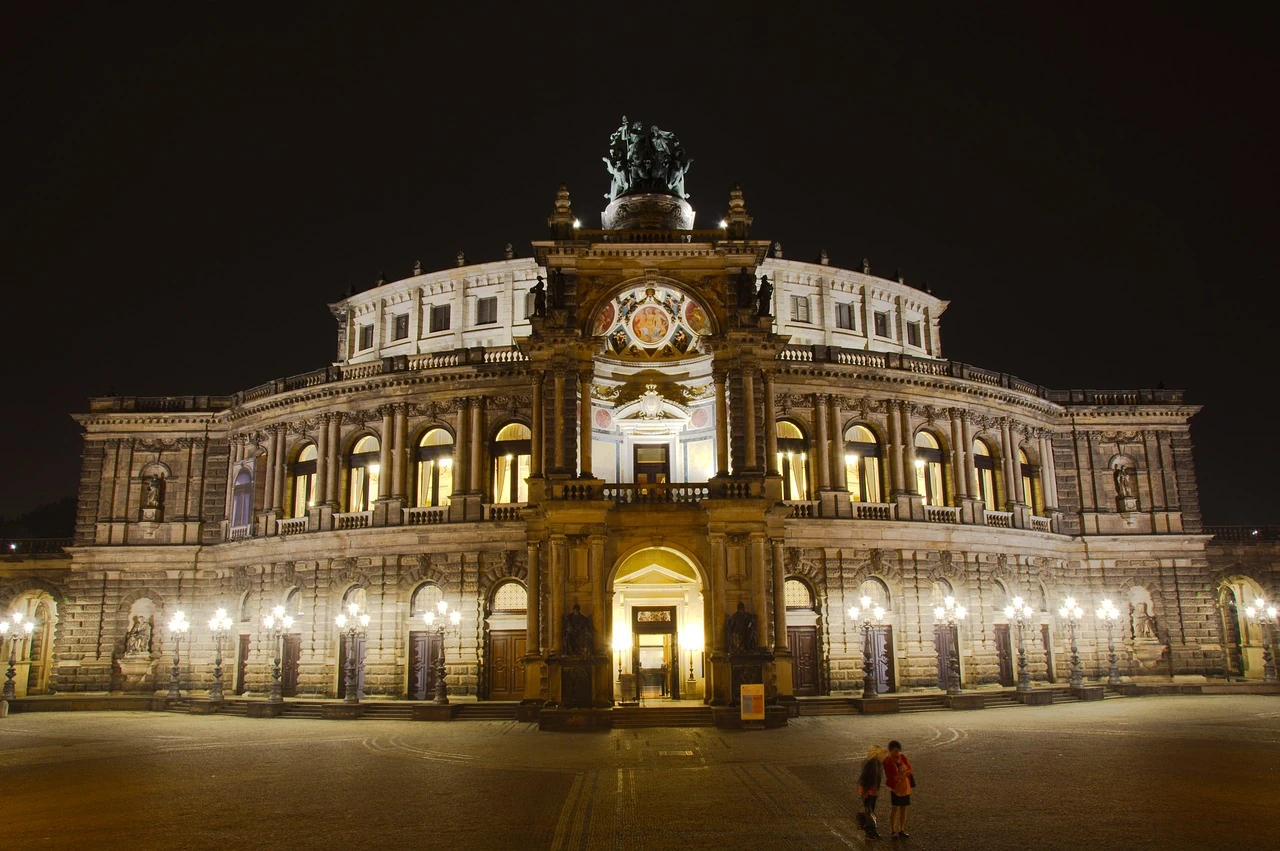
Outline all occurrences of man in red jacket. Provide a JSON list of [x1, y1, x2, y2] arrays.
[[882, 739, 915, 839]]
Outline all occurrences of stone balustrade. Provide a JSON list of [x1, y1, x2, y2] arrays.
[[276, 517, 307, 536], [333, 511, 372, 530], [602, 484, 710, 505], [227, 524, 253, 541], [404, 507, 448, 525], [984, 510, 1014, 528]]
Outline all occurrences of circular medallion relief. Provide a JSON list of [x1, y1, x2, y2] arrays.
[[684, 300, 711, 335], [691, 408, 709, 429], [594, 408, 612, 429], [592, 302, 616, 337], [630, 305, 671, 345]]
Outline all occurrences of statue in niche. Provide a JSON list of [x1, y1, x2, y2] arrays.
[[549, 269, 566, 310], [727, 602, 758, 654], [562, 604, 594, 658], [1132, 602, 1158, 641], [142, 475, 164, 509], [1113, 466, 1135, 499], [756, 275, 773, 317], [735, 268, 756, 309], [125, 615, 153, 655], [530, 276, 547, 317]]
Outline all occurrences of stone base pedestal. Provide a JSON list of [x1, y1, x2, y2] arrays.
[[601, 193, 695, 230], [1015, 690, 1054, 706], [321, 704, 366, 720], [187, 698, 224, 714], [945, 694, 985, 710], [246, 702, 285, 718], [711, 705, 788, 729], [853, 696, 901, 714], [1070, 686, 1106, 701], [728, 653, 772, 706], [116, 655, 157, 692], [538, 708, 613, 732], [515, 701, 544, 722], [412, 704, 461, 721]]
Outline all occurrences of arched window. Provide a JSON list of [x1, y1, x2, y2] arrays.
[[347, 435, 381, 512], [914, 431, 946, 506], [857, 577, 890, 610], [492, 582, 528, 612], [776, 420, 810, 501], [784, 578, 815, 610], [972, 439, 998, 511], [231, 469, 254, 528], [1019, 448, 1040, 513], [844, 424, 883, 503], [290, 444, 318, 519], [411, 583, 443, 615], [415, 428, 454, 507], [492, 423, 532, 504]]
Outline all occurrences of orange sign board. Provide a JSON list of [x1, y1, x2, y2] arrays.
[[740, 684, 765, 721]]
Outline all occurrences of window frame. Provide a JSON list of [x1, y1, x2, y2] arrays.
[[358, 323, 374, 350], [391, 313, 410, 341], [835, 302, 854, 330], [429, 304, 451, 334], [476, 296, 498, 325], [790, 295, 811, 323]]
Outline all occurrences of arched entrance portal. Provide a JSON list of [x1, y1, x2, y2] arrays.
[[610, 547, 706, 703], [1219, 576, 1268, 679]]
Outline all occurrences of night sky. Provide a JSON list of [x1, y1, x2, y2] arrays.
[[3, 5, 1276, 526]]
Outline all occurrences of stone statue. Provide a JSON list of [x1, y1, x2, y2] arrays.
[[549, 269, 566, 310], [1133, 602, 1158, 640], [735, 268, 756, 309], [601, 117, 693, 201], [756, 275, 773, 317], [772, 241, 783, 259], [125, 615, 152, 655], [504, 243, 515, 260], [861, 257, 871, 274], [412, 259, 423, 276], [727, 602, 757, 654], [142, 476, 163, 509], [456, 250, 466, 267], [530, 276, 547, 317], [562, 604, 594, 658], [1114, 466, 1134, 499]]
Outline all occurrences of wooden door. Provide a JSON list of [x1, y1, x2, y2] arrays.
[[281, 634, 301, 697], [634, 444, 670, 484], [235, 635, 250, 695], [995, 624, 1015, 687], [934, 625, 956, 689], [337, 635, 366, 699], [489, 629, 526, 700], [408, 630, 440, 700], [787, 625, 819, 696], [870, 625, 895, 693], [1040, 624, 1056, 683]]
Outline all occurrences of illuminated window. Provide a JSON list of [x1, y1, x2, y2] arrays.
[[973, 439, 998, 511], [231, 469, 254, 527], [914, 430, 946, 506], [358, 324, 374, 350], [492, 423, 532, 504], [492, 582, 528, 612], [777, 420, 809, 500], [844, 424, 882, 503], [412, 583, 442, 615], [1019, 448, 1041, 513], [290, 443, 318, 518], [415, 428, 454, 508], [784, 578, 814, 610], [347, 435, 381, 512]]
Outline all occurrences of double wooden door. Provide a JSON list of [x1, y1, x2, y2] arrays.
[[995, 624, 1015, 686], [488, 630, 526, 700], [788, 626, 820, 696], [868, 625, 895, 693], [281, 634, 301, 697], [337, 635, 366, 700], [408, 631, 440, 700], [235, 635, 250, 695], [934, 624, 957, 689]]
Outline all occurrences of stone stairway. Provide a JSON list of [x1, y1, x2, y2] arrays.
[[455, 702, 519, 721], [898, 694, 950, 713], [612, 705, 715, 728], [361, 703, 415, 721], [795, 697, 860, 716]]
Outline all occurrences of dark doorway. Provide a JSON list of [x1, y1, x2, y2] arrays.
[[634, 444, 670, 485], [408, 630, 439, 700], [336, 635, 366, 699], [788, 625, 820, 696], [281, 634, 301, 697], [489, 629, 526, 700], [934, 624, 957, 690], [235, 635, 250, 695], [870, 624, 895, 693], [995, 624, 1015, 687], [1040, 624, 1056, 684], [1222, 590, 1243, 677]]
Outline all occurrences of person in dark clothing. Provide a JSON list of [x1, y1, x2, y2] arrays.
[[856, 745, 887, 839]]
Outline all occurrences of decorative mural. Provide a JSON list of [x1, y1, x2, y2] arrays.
[[593, 285, 711, 358]]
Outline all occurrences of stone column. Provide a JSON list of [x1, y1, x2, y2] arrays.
[[589, 535, 606, 653], [742, 367, 758, 471], [949, 409, 967, 499], [326, 416, 340, 506], [899, 402, 915, 494], [526, 542, 541, 654], [713, 370, 729, 477], [828, 396, 845, 492], [887, 403, 904, 494], [710, 535, 727, 654], [530, 371, 544, 478], [315, 418, 329, 504], [455, 399, 471, 494], [392, 405, 408, 499], [752, 534, 768, 649], [273, 427, 288, 509], [1003, 419, 1024, 506], [470, 398, 484, 496], [961, 413, 976, 495], [813, 394, 830, 491], [1039, 432, 1059, 510], [549, 535, 566, 655], [763, 370, 779, 475], [579, 368, 593, 478], [262, 428, 277, 512], [378, 409, 393, 499], [553, 370, 566, 473], [770, 539, 788, 652]]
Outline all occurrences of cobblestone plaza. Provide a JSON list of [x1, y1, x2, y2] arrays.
[[4, 696, 1278, 849]]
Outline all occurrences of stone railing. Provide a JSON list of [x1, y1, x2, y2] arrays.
[[835, 351, 888, 368], [983, 510, 1013, 529], [485, 504, 526, 521], [227, 524, 253, 541], [407, 352, 463, 370], [483, 348, 529, 364], [1205, 525, 1280, 542], [1030, 515, 1052, 533], [924, 505, 960, 524], [557, 482, 597, 501], [277, 517, 308, 536], [1, 538, 72, 558], [405, 506, 448, 525], [334, 511, 372, 530], [574, 228, 726, 244], [854, 502, 896, 521], [786, 500, 817, 518], [775, 346, 1052, 398], [1046, 388, 1186, 405], [604, 484, 710, 505]]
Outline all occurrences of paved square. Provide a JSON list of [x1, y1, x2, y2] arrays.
[[3, 696, 1278, 849]]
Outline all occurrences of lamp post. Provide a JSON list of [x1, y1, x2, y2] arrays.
[[335, 602, 371, 705], [1244, 598, 1278, 682], [1004, 596, 1035, 693], [166, 610, 190, 699], [422, 599, 461, 705], [208, 608, 233, 701], [933, 596, 967, 696], [1058, 597, 1085, 689], [1, 613, 36, 701], [848, 595, 887, 698], [1096, 598, 1122, 685], [680, 623, 703, 699], [263, 605, 294, 703]]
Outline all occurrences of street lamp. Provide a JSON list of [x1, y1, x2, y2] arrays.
[[849, 596, 887, 698], [422, 599, 461, 705], [263, 605, 294, 703], [335, 602, 371, 705], [208, 608, 233, 701], [1244, 597, 1278, 682], [0, 612, 36, 701], [680, 622, 703, 697], [1057, 597, 1085, 688], [1096, 598, 1122, 685], [166, 610, 190, 699], [933, 596, 967, 695], [1003, 596, 1035, 693]]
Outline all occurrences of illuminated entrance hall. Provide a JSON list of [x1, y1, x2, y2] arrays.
[[610, 548, 705, 703]]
